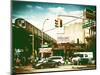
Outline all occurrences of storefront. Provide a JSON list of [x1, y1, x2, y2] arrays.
[[39, 48, 52, 58]]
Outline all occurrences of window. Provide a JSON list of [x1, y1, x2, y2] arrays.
[[85, 54, 88, 57]]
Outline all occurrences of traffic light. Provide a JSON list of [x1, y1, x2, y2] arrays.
[[60, 19, 62, 27], [55, 18, 63, 27], [55, 19, 58, 27]]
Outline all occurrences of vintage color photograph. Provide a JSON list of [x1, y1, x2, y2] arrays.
[[12, 0, 96, 74]]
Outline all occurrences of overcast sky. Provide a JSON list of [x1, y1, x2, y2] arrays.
[[12, 1, 96, 40]]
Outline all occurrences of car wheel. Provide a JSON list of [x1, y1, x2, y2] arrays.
[[55, 64, 58, 68], [58, 62, 61, 66], [73, 61, 77, 65], [40, 66, 44, 69]]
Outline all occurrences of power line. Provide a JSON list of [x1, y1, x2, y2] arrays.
[[44, 28, 56, 32]]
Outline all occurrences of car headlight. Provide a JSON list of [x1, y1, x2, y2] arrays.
[[36, 63, 41, 66]]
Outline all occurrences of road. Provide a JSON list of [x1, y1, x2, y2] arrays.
[[14, 65, 96, 74]]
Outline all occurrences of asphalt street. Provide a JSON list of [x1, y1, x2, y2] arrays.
[[15, 65, 96, 74]]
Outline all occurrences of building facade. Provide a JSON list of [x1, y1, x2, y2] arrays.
[[12, 18, 57, 66]]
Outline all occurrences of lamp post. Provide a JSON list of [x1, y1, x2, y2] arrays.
[[41, 19, 49, 48], [41, 19, 49, 58]]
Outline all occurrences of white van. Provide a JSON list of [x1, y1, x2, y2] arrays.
[[72, 52, 94, 65]]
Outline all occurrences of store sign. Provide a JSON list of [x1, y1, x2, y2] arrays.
[[57, 36, 69, 43], [39, 48, 52, 53]]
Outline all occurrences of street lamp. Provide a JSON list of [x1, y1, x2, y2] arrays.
[[41, 19, 49, 58], [41, 19, 49, 48]]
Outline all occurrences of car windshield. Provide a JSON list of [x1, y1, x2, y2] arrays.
[[73, 54, 83, 57], [38, 58, 46, 63], [50, 57, 61, 59], [79, 54, 83, 57]]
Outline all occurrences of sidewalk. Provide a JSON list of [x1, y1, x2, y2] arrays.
[[15, 64, 34, 73], [72, 65, 96, 70], [15, 64, 96, 74]]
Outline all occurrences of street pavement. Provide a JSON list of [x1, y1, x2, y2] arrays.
[[15, 64, 96, 74]]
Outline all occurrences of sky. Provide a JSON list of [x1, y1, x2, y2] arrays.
[[12, 1, 96, 40]]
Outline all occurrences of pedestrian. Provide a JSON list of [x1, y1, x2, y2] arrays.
[[16, 58, 21, 66]]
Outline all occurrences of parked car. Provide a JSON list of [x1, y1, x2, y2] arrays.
[[34, 58, 58, 69], [48, 56, 64, 65]]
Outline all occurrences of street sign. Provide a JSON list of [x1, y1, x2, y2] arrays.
[[82, 20, 95, 28], [41, 44, 48, 48], [41, 42, 49, 48], [82, 23, 90, 28]]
